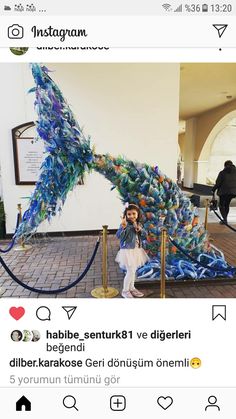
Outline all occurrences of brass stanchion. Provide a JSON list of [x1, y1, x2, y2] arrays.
[[160, 228, 167, 299], [14, 204, 32, 252], [204, 199, 209, 230], [91, 225, 119, 298]]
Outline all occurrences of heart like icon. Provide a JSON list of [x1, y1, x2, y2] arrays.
[[157, 396, 173, 410], [9, 306, 25, 320]]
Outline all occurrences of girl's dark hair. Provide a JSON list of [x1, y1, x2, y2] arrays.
[[123, 204, 141, 223]]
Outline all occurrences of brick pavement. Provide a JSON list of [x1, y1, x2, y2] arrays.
[[0, 222, 236, 298]]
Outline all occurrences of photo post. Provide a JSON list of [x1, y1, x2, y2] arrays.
[[0, 2, 236, 417]]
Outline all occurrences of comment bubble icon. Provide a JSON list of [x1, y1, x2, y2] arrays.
[[36, 306, 51, 321]]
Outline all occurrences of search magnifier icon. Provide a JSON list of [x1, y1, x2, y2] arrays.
[[63, 395, 78, 411]]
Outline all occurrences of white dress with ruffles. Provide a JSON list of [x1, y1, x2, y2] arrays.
[[115, 236, 149, 271]]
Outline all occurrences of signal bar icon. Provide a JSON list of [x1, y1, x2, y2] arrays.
[[174, 4, 183, 12]]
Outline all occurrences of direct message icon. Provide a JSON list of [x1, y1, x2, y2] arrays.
[[212, 24, 228, 38], [157, 396, 173, 410], [62, 306, 77, 320]]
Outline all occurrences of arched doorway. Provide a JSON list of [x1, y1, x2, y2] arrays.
[[198, 110, 236, 185]]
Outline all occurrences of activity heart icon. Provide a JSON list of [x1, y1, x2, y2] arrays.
[[157, 396, 173, 410], [9, 306, 25, 320]]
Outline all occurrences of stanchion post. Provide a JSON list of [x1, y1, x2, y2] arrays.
[[102, 225, 108, 292], [204, 199, 209, 230], [160, 228, 167, 299], [91, 226, 119, 298], [14, 204, 32, 252]]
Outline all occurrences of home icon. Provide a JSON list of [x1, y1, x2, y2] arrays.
[[16, 396, 31, 411]]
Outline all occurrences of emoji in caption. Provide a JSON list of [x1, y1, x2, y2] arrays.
[[190, 357, 201, 369]]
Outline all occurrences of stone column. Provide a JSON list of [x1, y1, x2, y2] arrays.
[[183, 118, 196, 188]]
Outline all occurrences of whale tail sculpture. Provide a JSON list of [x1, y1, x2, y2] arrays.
[[14, 64, 234, 279]]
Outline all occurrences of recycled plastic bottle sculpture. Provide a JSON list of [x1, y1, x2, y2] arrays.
[[14, 64, 234, 280]]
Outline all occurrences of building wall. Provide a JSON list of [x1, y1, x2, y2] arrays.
[[194, 101, 236, 184], [0, 63, 180, 234], [180, 100, 236, 186], [195, 99, 236, 160]]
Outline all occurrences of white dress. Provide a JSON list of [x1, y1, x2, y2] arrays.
[[115, 236, 149, 271]]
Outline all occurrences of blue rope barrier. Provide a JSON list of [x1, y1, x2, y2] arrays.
[[0, 237, 100, 294], [168, 235, 236, 273], [209, 195, 236, 232], [0, 213, 20, 253], [212, 209, 236, 232]]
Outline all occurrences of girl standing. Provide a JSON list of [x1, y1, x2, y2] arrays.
[[116, 204, 149, 298]]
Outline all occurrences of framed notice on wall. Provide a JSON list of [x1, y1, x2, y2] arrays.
[[12, 122, 44, 185]]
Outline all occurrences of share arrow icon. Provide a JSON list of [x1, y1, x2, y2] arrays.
[[212, 24, 228, 38], [62, 306, 77, 320]]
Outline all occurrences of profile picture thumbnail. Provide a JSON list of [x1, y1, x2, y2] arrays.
[[11, 330, 23, 342], [22, 330, 32, 342], [31, 330, 40, 342], [9, 47, 29, 56]]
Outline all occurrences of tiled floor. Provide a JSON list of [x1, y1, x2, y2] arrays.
[[0, 217, 236, 298]]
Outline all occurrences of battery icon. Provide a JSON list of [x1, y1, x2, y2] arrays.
[[202, 4, 208, 12]]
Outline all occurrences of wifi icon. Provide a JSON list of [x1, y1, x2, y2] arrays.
[[162, 3, 172, 11]]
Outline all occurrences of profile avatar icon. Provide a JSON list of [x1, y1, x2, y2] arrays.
[[10, 47, 28, 56], [11, 330, 23, 342], [31, 330, 40, 342], [205, 395, 220, 411], [22, 330, 32, 342]]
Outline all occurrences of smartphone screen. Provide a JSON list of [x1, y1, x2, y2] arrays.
[[0, 1, 236, 417]]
